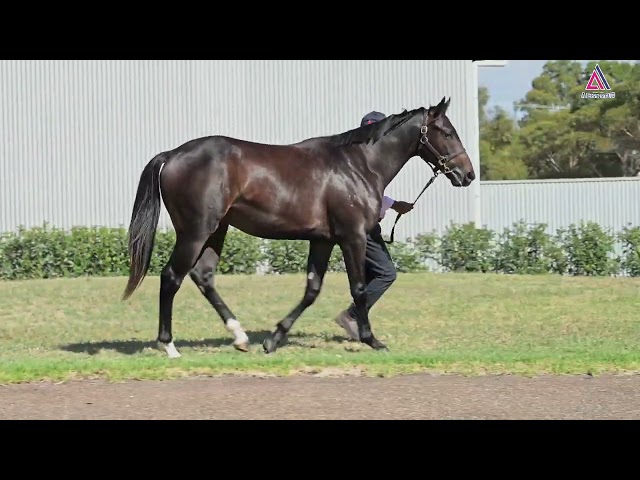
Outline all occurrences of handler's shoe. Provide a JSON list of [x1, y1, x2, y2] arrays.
[[334, 310, 360, 341]]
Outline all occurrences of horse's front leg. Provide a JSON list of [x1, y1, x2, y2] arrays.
[[338, 229, 388, 351]]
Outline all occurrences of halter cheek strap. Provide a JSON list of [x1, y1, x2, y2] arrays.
[[418, 125, 466, 173]]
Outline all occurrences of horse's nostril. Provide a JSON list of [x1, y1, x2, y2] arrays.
[[467, 171, 476, 181]]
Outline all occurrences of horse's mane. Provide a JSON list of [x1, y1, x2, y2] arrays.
[[325, 107, 424, 147]]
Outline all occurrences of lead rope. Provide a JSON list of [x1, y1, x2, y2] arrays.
[[384, 164, 440, 245]]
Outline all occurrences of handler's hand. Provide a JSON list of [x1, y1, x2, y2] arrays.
[[392, 201, 414, 214]]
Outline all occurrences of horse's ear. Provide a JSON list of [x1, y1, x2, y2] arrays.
[[428, 96, 448, 119], [444, 96, 451, 111]]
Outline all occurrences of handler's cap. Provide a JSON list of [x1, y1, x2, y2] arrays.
[[361, 111, 386, 127]]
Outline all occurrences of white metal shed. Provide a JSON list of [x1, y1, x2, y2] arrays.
[[0, 60, 505, 239]]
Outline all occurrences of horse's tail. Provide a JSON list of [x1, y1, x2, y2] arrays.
[[122, 152, 168, 300]]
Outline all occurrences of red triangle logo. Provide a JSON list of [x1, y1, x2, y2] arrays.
[[585, 70, 604, 90]]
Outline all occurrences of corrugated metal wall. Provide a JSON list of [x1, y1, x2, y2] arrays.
[[0, 60, 479, 235], [480, 177, 640, 235]]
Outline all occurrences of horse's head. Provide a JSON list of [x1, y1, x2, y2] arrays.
[[418, 97, 475, 187]]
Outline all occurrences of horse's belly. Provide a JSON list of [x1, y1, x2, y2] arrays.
[[225, 205, 329, 241]]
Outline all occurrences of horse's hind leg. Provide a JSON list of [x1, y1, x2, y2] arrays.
[[158, 231, 211, 358], [189, 223, 250, 352], [263, 240, 334, 354]]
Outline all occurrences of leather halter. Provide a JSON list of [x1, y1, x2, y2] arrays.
[[383, 112, 467, 245], [417, 113, 467, 175]]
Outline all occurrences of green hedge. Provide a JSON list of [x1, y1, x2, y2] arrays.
[[1, 220, 639, 280]]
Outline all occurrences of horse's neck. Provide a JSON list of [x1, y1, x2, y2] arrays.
[[365, 119, 422, 189]]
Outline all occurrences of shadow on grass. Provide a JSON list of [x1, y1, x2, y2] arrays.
[[61, 330, 349, 356]]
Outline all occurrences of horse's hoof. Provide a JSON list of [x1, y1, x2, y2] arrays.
[[374, 342, 389, 352], [363, 338, 389, 352], [263, 338, 277, 354], [233, 342, 250, 353], [158, 341, 182, 359]]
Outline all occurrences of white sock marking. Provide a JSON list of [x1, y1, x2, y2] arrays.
[[161, 341, 181, 359], [226, 318, 249, 345]]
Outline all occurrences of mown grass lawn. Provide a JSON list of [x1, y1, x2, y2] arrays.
[[0, 272, 639, 384]]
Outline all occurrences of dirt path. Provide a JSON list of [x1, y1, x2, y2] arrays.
[[2, 373, 639, 419]]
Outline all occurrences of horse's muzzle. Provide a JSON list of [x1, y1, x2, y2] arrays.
[[449, 168, 475, 187], [462, 169, 476, 186]]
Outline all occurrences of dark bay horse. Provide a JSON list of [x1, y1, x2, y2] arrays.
[[121, 96, 475, 358]]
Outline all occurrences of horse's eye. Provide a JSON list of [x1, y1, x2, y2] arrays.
[[443, 133, 452, 139]]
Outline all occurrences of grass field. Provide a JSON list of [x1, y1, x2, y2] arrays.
[[0, 272, 639, 384]]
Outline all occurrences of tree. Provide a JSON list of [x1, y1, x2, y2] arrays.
[[479, 61, 640, 180], [515, 60, 640, 178], [516, 60, 583, 119], [595, 62, 640, 176], [477, 86, 528, 180]]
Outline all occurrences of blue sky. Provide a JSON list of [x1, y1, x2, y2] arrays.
[[478, 60, 546, 115], [478, 60, 637, 116]]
